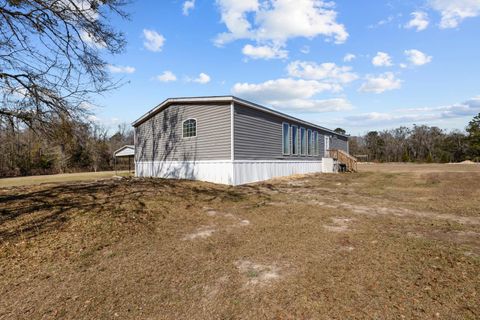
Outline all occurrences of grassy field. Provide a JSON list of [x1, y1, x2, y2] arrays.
[[0, 164, 479, 319], [0, 171, 132, 188]]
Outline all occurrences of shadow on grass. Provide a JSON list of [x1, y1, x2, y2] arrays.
[[0, 178, 249, 242]]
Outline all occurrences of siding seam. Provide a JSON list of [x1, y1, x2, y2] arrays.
[[230, 101, 234, 161]]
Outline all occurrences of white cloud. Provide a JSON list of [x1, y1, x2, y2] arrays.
[[368, 14, 402, 29], [343, 53, 356, 62], [191, 73, 211, 84], [156, 71, 177, 82], [344, 96, 480, 126], [369, 15, 394, 28], [359, 72, 402, 94], [233, 78, 341, 101], [87, 114, 122, 127], [87, 115, 100, 122], [430, 0, 480, 28], [143, 29, 165, 52], [231, 78, 351, 113], [107, 65, 136, 74], [80, 30, 106, 49], [300, 46, 310, 54], [372, 52, 393, 67], [58, 0, 99, 20], [80, 101, 96, 111], [182, 0, 195, 16], [286, 61, 358, 83], [214, 0, 348, 46], [404, 49, 432, 66], [344, 112, 436, 125], [215, 0, 259, 45], [242, 44, 288, 60], [399, 96, 480, 118], [405, 11, 430, 31], [275, 98, 353, 113]]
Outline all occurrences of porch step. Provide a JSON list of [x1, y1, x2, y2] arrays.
[[326, 149, 358, 172]]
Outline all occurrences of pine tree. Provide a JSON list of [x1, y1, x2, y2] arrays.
[[466, 113, 480, 161]]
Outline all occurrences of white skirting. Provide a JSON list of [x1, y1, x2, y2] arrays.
[[232, 160, 323, 185], [135, 160, 234, 185], [135, 159, 332, 186]]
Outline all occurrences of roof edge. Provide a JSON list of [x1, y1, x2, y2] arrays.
[[131, 95, 348, 138], [113, 145, 135, 156], [131, 96, 233, 127]]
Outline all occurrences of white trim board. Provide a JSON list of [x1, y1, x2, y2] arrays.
[[135, 159, 334, 186], [230, 101, 234, 161]]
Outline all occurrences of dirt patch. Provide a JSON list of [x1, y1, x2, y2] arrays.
[[324, 217, 354, 233], [310, 202, 480, 225], [239, 219, 250, 226], [339, 245, 355, 252], [360, 204, 480, 225], [458, 160, 478, 164], [202, 207, 251, 228], [265, 201, 287, 207], [203, 208, 219, 217], [183, 225, 216, 240], [234, 260, 282, 287]]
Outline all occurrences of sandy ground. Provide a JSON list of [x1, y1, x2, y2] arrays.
[[0, 163, 479, 319]]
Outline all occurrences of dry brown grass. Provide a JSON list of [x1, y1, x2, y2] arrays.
[[0, 164, 479, 319], [0, 171, 132, 188]]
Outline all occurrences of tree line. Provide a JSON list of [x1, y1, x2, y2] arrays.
[[0, 120, 133, 177], [1, 1, 133, 177], [1, 2, 479, 176], [347, 113, 480, 163]]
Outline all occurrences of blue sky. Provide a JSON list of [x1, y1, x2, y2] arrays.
[[92, 0, 480, 135]]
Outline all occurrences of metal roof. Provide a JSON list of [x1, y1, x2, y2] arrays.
[[131, 96, 348, 138], [113, 145, 135, 157]]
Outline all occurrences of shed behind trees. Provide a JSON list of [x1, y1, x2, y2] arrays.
[[114, 145, 135, 173]]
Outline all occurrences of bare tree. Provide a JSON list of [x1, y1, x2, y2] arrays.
[[109, 122, 133, 150], [88, 122, 109, 172], [0, 0, 128, 134]]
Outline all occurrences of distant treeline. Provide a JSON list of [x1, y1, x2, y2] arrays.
[[0, 121, 133, 177], [348, 113, 480, 163], [1, 113, 479, 177]]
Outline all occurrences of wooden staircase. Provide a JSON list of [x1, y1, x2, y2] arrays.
[[326, 149, 358, 173]]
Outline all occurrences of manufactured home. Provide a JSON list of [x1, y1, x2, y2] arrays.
[[132, 96, 354, 185]]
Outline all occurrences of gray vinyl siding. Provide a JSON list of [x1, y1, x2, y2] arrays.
[[234, 103, 347, 160], [135, 103, 231, 161], [331, 135, 349, 154]]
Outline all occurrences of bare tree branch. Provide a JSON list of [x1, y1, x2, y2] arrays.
[[0, 0, 129, 135]]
